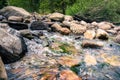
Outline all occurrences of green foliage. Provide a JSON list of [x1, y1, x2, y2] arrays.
[[66, 0, 120, 23], [0, 0, 8, 9], [66, 0, 93, 15], [8, 0, 40, 12], [3, 0, 120, 23]]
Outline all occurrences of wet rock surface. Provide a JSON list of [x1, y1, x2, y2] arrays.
[[0, 7, 119, 80], [0, 57, 7, 80], [0, 6, 31, 18], [5, 32, 120, 80], [0, 24, 27, 64]]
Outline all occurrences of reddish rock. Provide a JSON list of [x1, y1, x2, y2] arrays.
[[60, 70, 82, 80], [60, 28, 71, 35]]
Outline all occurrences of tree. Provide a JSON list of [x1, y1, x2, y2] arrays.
[[0, 0, 8, 9], [49, 0, 76, 14], [29, 0, 41, 12]]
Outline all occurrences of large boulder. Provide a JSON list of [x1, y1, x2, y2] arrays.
[[0, 6, 31, 18], [0, 23, 27, 64]]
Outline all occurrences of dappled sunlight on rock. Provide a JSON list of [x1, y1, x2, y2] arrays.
[[84, 54, 97, 66], [100, 53, 120, 66], [58, 56, 80, 67], [60, 70, 82, 80]]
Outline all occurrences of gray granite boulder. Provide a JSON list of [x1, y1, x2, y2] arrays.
[[0, 23, 27, 64]]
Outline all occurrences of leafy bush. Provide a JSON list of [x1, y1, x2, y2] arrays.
[[8, 0, 40, 12], [66, 0, 120, 23]]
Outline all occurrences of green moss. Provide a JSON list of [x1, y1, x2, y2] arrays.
[[49, 42, 78, 55]]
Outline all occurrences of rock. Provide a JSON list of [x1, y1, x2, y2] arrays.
[[62, 21, 71, 27], [97, 22, 112, 30], [0, 57, 7, 80], [70, 23, 87, 34], [96, 29, 109, 40], [80, 20, 88, 26], [84, 30, 96, 40], [60, 70, 82, 80], [114, 34, 120, 44], [118, 31, 120, 34], [84, 54, 97, 66], [81, 40, 104, 48], [51, 23, 71, 35], [0, 15, 5, 21], [100, 53, 120, 66], [114, 26, 120, 32], [60, 28, 71, 35], [64, 15, 73, 21], [20, 29, 34, 39], [106, 30, 117, 35], [29, 21, 50, 31], [87, 23, 96, 29], [91, 21, 98, 26], [49, 12, 64, 21], [40, 68, 58, 80], [23, 16, 32, 23], [0, 27, 27, 64], [8, 16, 23, 22], [0, 6, 31, 18], [51, 23, 62, 31], [50, 42, 78, 54], [71, 20, 80, 24], [6, 21, 28, 30], [0, 23, 9, 30], [58, 56, 80, 67], [63, 21, 87, 34]]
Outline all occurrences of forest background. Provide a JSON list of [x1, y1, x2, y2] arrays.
[[0, 0, 120, 24]]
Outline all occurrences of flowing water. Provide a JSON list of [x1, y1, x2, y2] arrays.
[[6, 30, 120, 80]]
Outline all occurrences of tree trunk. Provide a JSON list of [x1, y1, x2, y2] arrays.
[[61, 1, 66, 14]]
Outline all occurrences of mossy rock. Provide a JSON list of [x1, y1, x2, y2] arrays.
[[49, 42, 78, 55]]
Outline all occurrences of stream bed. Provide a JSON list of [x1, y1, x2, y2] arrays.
[[5, 31, 120, 80]]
